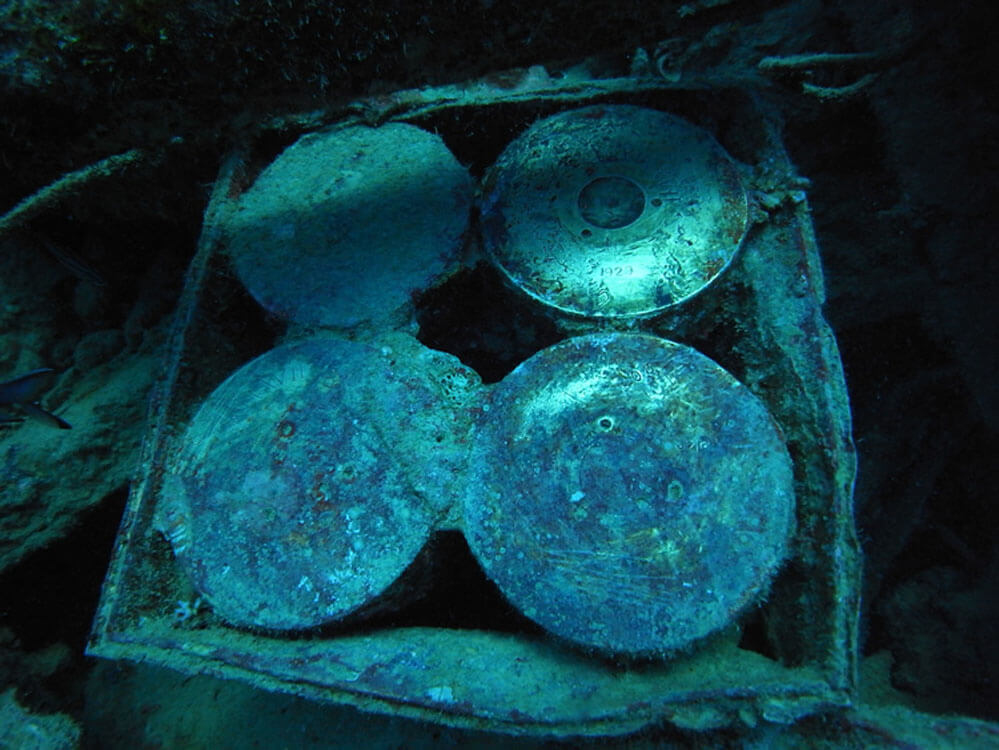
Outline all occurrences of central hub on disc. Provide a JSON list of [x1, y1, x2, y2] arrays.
[[479, 104, 750, 318], [577, 176, 645, 229]]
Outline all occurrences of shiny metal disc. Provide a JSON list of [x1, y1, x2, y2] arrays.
[[462, 333, 794, 655], [480, 105, 749, 318], [159, 334, 482, 630], [226, 123, 473, 328]]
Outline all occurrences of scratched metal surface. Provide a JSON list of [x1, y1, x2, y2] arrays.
[[463, 333, 795, 656], [480, 105, 749, 319]]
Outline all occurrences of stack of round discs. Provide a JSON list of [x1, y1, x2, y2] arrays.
[[479, 105, 749, 319], [462, 333, 794, 656], [225, 122, 473, 329], [159, 334, 482, 630]]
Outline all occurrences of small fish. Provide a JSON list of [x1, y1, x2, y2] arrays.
[[0, 368, 72, 429], [42, 240, 107, 288]]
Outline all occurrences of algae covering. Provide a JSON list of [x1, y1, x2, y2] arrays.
[[158, 335, 480, 631], [226, 123, 473, 330], [464, 333, 795, 656], [87, 65, 858, 736]]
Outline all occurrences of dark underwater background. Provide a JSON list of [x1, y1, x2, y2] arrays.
[[1, 0, 996, 747]]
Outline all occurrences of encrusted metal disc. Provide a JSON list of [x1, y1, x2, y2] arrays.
[[463, 334, 794, 655], [159, 333, 482, 630], [480, 105, 748, 318], [226, 123, 473, 328]]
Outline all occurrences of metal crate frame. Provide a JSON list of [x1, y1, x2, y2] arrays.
[[87, 70, 859, 737]]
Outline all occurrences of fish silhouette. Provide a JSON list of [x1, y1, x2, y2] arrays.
[[0, 368, 72, 429]]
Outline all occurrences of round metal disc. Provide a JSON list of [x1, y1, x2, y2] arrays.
[[462, 334, 794, 655], [225, 123, 473, 328], [480, 105, 749, 318], [159, 334, 482, 630]]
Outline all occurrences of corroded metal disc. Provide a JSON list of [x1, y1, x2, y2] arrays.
[[480, 105, 748, 318], [226, 123, 473, 328], [463, 334, 794, 656], [159, 334, 482, 630]]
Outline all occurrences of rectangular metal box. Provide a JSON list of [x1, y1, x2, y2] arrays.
[[87, 68, 860, 737]]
